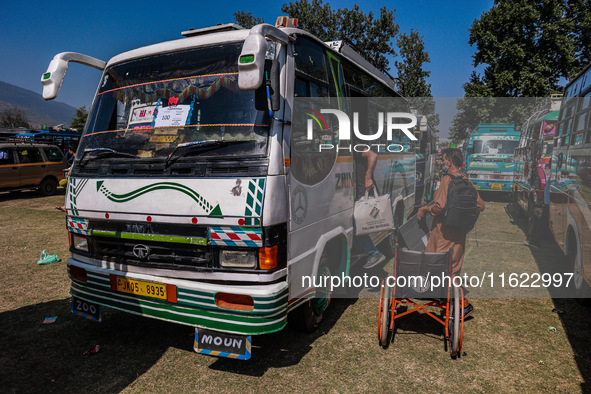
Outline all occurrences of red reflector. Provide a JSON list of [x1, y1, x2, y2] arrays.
[[215, 293, 254, 311], [70, 265, 87, 282]]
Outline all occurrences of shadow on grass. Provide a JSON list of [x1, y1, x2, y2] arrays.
[[503, 202, 591, 392], [0, 297, 359, 386], [391, 303, 449, 342], [0, 297, 187, 393]]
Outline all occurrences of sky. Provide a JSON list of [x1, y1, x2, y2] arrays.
[[0, 0, 494, 138]]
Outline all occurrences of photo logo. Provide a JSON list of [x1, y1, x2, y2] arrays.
[[307, 109, 418, 141], [306, 109, 417, 153]]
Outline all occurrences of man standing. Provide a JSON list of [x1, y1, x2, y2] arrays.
[[417, 148, 485, 315]]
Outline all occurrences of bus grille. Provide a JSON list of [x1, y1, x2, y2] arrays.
[[91, 237, 212, 271]]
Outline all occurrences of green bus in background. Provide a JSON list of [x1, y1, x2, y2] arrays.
[[464, 123, 520, 192]]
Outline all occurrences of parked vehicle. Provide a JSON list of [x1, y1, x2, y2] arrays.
[[11, 130, 81, 154], [41, 17, 418, 359], [464, 123, 520, 192], [0, 142, 68, 195], [549, 62, 591, 301], [514, 95, 562, 236]]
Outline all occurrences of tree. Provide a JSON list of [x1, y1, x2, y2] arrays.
[[465, 0, 576, 98], [450, 0, 591, 142], [565, 0, 591, 71], [0, 108, 30, 128], [234, 1, 401, 72], [70, 105, 88, 131], [233, 11, 264, 29], [235, 1, 400, 72], [394, 29, 439, 131], [281, 1, 399, 73]]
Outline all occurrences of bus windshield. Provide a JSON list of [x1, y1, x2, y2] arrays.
[[80, 43, 270, 161], [472, 138, 519, 155]]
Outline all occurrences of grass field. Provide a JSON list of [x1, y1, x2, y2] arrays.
[[1, 190, 590, 392]]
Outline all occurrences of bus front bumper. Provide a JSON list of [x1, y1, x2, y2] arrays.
[[67, 259, 289, 336], [471, 179, 514, 192]]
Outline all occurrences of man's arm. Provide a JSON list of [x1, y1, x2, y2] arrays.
[[362, 150, 378, 190], [417, 175, 449, 220]]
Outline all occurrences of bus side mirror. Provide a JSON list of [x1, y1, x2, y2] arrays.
[[238, 33, 267, 90], [238, 24, 289, 91], [41, 57, 69, 100], [41, 52, 106, 101]]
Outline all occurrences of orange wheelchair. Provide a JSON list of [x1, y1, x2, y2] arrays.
[[377, 246, 465, 358]]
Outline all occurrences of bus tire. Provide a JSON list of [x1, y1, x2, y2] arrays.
[[568, 231, 591, 305], [526, 198, 536, 240], [291, 251, 333, 332]]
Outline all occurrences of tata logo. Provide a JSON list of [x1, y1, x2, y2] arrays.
[[132, 244, 151, 259]]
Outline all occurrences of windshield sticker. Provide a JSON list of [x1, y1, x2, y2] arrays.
[[149, 135, 177, 143], [153, 105, 191, 128], [129, 104, 157, 127]]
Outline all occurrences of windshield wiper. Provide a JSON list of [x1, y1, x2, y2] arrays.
[[165, 140, 254, 167], [78, 148, 137, 166]]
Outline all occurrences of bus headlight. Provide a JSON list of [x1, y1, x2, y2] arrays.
[[72, 235, 89, 252], [219, 250, 257, 268]]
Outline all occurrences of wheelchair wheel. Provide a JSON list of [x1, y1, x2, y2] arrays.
[[448, 285, 461, 357], [378, 281, 392, 348], [458, 288, 465, 354]]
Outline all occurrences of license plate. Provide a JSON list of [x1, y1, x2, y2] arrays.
[[115, 277, 167, 300], [490, 183, 503, 189], [194, 328, 251, 360], [71, 297, 102, 322]]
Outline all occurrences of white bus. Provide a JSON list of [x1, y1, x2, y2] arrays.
[[42, 18, 416, 359], [549, 62, 591, 302]]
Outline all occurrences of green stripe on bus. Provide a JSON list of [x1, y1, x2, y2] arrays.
[[71, 281, 287, 319], [89, 230, 207, 245], [70, 286, 286, 335]]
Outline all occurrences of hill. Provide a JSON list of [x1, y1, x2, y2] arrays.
[[0, 81, 77, 128]]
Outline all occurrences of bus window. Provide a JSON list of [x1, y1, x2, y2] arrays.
[[295, 37, 328, 83]]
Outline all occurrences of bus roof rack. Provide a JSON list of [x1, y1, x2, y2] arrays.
[[181, 23, 244, 38], [325, 40, 396, 91]]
